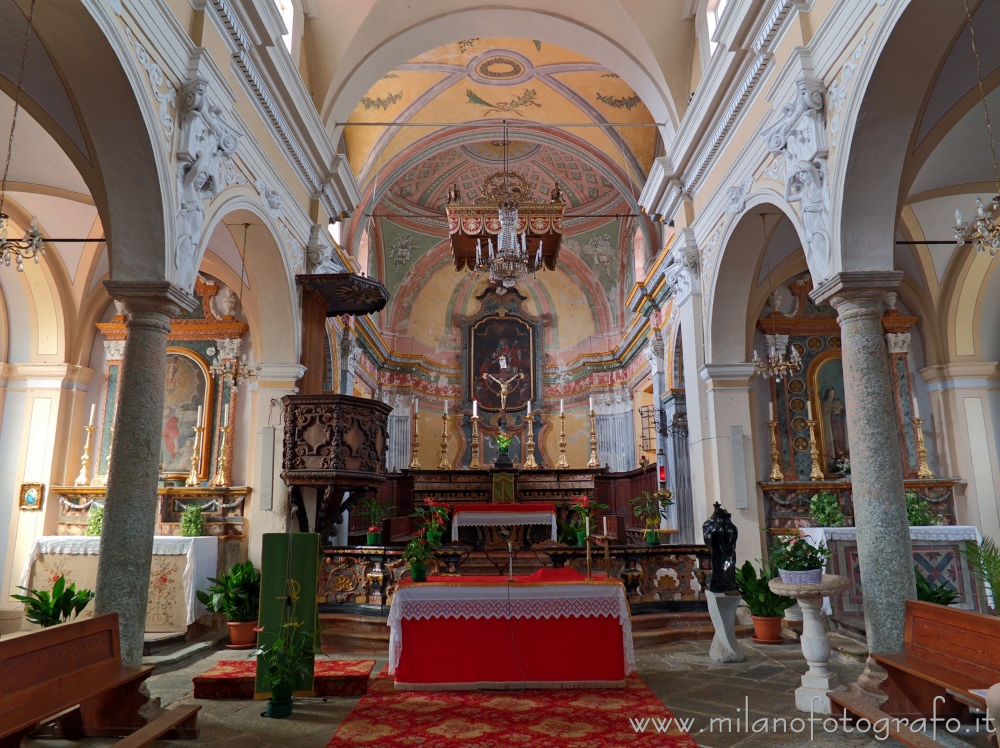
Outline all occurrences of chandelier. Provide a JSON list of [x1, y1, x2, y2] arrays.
[[752, 333, 802, 382], [211, 223, 261, 390], [0, 214, 43, 271], [446, 120, 565, 294], [954, 0, 1000, 256]]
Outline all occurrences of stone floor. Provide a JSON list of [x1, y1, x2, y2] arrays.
[[26, 638, 997, 748]]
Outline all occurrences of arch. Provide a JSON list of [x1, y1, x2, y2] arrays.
[[198, 196, 301, 366], [321, 5, 679, 147], [832, 0, 970, 276]]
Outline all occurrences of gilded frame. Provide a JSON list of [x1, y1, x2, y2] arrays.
[[808, 350, 849, 478], [161, 347, 214, 479], [19, 482, 44, 511]]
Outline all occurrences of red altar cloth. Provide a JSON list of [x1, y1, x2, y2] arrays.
[[390, 568, 632, 690]]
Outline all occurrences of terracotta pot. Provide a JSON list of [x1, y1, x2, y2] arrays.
[[751, 615, 784, 644], [226, 620, 258, 650]]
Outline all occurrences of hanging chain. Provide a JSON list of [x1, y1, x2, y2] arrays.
[[0, 0, 37, 218], [965, 0, 1000, 196]]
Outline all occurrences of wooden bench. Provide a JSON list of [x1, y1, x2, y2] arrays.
[[0, 612, 199, 747]]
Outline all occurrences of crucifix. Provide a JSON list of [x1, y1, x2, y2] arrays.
[[482, 371, 524, 414]]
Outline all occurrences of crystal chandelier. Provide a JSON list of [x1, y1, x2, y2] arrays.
[[0, 214, 44, 271], [446, 120, 564, 294], [954, 0, 1000, 257], [753, 334, 802, 382], [211, 223, 261, 390]]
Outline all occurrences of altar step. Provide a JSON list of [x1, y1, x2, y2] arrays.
[[632, 612, 753, 647]]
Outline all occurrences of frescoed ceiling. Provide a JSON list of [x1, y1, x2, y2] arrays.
[[343, 37, 661, 350]]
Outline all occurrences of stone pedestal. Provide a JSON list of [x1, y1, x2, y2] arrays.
[[770, 574, 850, 713], [706, 590, 746, 663]]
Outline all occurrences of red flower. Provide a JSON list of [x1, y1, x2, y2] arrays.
[[253, 626, 265, 633], [579, 496, 590, 508], [159, 576, 168, 584], [368, 525, 379, 533]]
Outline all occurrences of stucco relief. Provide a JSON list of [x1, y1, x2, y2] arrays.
[[124, 28, 176, 142], [306, 224, 344, 274], [724, 177, 753, 215], [761, 77, 832, 282]]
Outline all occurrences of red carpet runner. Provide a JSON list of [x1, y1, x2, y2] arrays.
[[193, 658, 374, 699], [326, 668, 698, 747]]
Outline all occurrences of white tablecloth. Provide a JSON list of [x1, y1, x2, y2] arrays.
[[388, 581, 634, 675], [19, 535, 218, 626], [450, 509, 558, 542]]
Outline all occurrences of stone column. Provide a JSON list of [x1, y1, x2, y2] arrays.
[[95, 281, 195, 665], [813, 272, 914, 655]]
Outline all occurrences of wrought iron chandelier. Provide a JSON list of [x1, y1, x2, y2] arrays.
[[210, 224, 261, 390], [446, 120, 565, 294], [954, 0, 1000, 257]]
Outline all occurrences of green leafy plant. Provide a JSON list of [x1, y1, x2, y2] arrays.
[[963, 537, 1000, 614], [735, 561, 794, 618], [403, 530, 433, 566], [196, 560, 261, 622], [809, 493, 846, 528], [358, 495, 394, 533], [914, 567, 958, 607], [495, 432, 512, 451], [630, 489, 674, 528], [84, 505, 104, 536], [12, 575, 94, 627], [252, 616, 318, 691], [569, 496, 609, 525], [180, 504, 204, 537], [906, 491, 942, 526], [411, 498, 450, 533], [770, 533, 831, 571]]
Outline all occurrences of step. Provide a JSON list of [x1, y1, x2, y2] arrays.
[[142, 630, 227, 669], [829, 691, 946, 748], [630, 611, 713, 631], [632, 624, 754, 647]]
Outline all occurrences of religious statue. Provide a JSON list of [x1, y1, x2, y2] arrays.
[[702, 502, 738, 593], [481, 371, 524, 412]]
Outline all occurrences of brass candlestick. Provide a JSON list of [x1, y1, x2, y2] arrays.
[[594, 534, 612, 579], [211, 423, 232, 488], [556, 412, 570, 468], [75, 425, 97, 486], [438, 413, 450, 470], [914, 417, 934, 479], [523, 414, 539, 469], [585, 534, 594, 580], [185, 425, 204, 487], [409, 412, 422, 469], [768, 420, 783, 481], [97, 426, 114, 486], [470, 415, 482, 469], [806, 420, 825, 481], [587, 409, 600, 468]]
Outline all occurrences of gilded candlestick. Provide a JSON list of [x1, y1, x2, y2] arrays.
[[556, 412, 570, 468], [523, 413, 539, 469], [185, 425, 204, 487], [587, 409, 600, 468], [211, 424, 232, 488], [437, 413, 451, 470], [470, 415, 482, 469], [806, 420, 824, 481], [914, 417, 934, 479], [585, 534, 594, 580], [75, 425, 96, 487], [768, 420, 783, 481], [409, 412, 422, 470]]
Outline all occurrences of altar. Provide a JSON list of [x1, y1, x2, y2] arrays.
[[387, 567, 634, 690], [450, 503, 557, 542]]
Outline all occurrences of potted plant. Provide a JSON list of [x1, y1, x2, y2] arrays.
[[358, 495, 394, 545], [630, 489, 674, 545], [403, 530, 433, 582], [570, 496, 609, 546], [914, 567, 959, 607], [906, 491, 942, 527], [735, 561, 793, 643], [196, 560, 262, 648], [12, 575, 94, 627], [412, 499, 450, 547], [180, 504, 204, 537], [808, 492, 846, 528], [769, 532, 831, 584], [252, 617, 317, 719], [495, 431, 512, 464], [963, 537, 1000, 615], [84, 505, 104, 536]]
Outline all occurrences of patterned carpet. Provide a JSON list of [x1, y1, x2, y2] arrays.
[[326, 667, 698, 747], [192, 658, 375, 699]]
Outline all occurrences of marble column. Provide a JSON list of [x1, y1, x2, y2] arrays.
[[95, 281, 195, 665], [813, 273, 914, 656]]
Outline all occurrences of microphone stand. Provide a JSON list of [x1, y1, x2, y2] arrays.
[[507, 540, 515, 582]]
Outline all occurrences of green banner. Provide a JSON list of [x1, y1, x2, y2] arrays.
[[254, 532, 321, 699]]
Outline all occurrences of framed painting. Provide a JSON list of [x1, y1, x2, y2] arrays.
[[161, 348, 213, 478], [19, 482, 44, 511], [809, 351, 849, 477], [470, 315, 534, 412]]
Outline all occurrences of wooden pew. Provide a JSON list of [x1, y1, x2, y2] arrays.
[[0, 612, 199, 747]]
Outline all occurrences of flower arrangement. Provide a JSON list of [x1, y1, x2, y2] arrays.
[[569, 496, 608, 534], [412, 498, 450, 533], [630, 489, 674, 528], [769, 532, 831, 572], [495, 432, 512, 452], [403, 529, 434, 566], [906, 491, 942, 527], [835, 456, 851, 479], [808, 492, 846, 528]]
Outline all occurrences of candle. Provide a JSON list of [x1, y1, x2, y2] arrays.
[[473, 399, 477, 418], [527, 401, 531, 416], [414, 398, 419, 415], [585, 516, 590, 538], [589, 395, 594, 413], [913, 396, 920, 421], [222, 405, 229, 428], [769, 401, 775, 422], [444, 400, 448, 417], [196, 405, 203, 428], [806, 400, 812, 421], [602, 516, 608, 536], [88, 404, 96, 427], [560, 399, 564, 415]]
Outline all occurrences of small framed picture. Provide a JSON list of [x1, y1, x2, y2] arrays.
[[19, 483, 44, 511]]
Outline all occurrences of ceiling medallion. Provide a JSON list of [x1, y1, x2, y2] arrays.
[[476, 55, 524, 80]]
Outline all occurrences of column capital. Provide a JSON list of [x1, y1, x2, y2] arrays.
[[920, 362, 1000, 389], [103, 280, 197, 317], [699, 363, 756, 389], [810, 271, 903, 307]]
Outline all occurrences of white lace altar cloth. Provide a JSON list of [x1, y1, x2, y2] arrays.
[[450, 508, 558, 542], [388, 581, 635, 675]]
